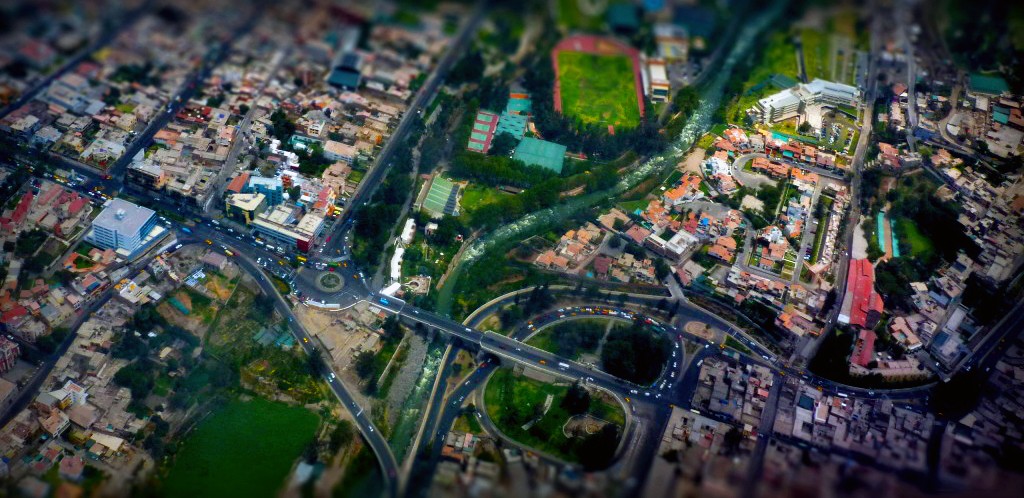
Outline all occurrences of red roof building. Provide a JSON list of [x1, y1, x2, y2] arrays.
[[840, 259, 885, 329], [851, 329, 877, 367], [226, 172, 251, 194]]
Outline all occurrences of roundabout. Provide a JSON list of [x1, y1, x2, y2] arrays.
[[315, 271, 345, 293]]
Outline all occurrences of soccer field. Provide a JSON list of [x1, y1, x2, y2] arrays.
[[557, 51, 641, 129]]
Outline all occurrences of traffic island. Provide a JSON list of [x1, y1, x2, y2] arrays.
[[315, 271, 345, 293]]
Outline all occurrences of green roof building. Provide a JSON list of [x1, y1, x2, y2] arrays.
[[513, 137, 567, 173], [969, 74, 1010, 96]]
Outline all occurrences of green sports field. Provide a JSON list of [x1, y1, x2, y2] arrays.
[[163, 398, 319, 498], [557, 51, 641, 129]]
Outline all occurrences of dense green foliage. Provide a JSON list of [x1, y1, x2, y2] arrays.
[[600, 321, 671, 385]]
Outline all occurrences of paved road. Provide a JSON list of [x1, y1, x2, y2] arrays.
[[0, 252, 157, 427], [177, 228, 401, 498], [202, 48, 289, 213], [318, 2, 487, 259]]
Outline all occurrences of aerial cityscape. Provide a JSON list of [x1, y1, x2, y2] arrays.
[[0, 0, 1022, 497]]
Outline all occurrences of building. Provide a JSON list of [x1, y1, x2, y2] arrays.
[[754, 78, 860, 124], [420, 176, 461, 218], [324, 140, 357, 163], [84, 199, 161, 258], [0, 336, 20, 374], [646, 58, 671, 102], [225, 193, 267, 225], [245, 176, 284, 206], [327, 52, 364, 90], [513, 137, 566, 173], [251, 205, 325, 253], [125, 160, 167, 190], [839, 259, 885, 329]]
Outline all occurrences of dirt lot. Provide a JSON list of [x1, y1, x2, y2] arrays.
[[294, 303, 382, 372]]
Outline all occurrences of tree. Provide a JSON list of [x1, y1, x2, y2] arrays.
[[608, 235, 622, 249], [238, 104, 250, 115], [561, 382, 591, 415], [798, 122, 813, 134], [447, 50, 485, 85], [600, 321, 671, 385], [353, 351, 376, 379], [328, 421, 355, 452], [381, 316, 404, 344], [930, 371, 986, 420], [653, 259, 671, 281], [488, 132, 518, 157], [576, 424, 619, 470]]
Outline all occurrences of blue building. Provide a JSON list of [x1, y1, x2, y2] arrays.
[[245, 176, 285, 206]]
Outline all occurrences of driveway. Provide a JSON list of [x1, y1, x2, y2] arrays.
[[731, 153, 778, 189]]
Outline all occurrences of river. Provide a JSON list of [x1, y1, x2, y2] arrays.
[[437, 2, 789, 313]]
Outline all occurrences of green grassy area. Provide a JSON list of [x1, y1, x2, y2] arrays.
[[724, 335, 752, 355], [460, 183, 511, 216], [723, 31, 800, 122], [525, 318, 608, 361], [895, 217, 934, 258], [556, 0, 606, 30], [801, 29, 829, 81], [617, 198, 648, 213], [810, 208, 831, 264], [454, 412, 483, 434], [164, 397, 319, 498], [557, 51, 640, 129], [484, 368, 623, 462]]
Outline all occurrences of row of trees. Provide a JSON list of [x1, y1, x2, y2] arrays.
[[351, 118, 424, 270]]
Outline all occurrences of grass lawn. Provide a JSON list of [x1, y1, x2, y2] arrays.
[[617, 198, 648, 213], [723, 31, 799, 121], [164, 397, 319, 498], [460, 184, 510, 215], [484, 368, 623, 462], [557, 51, 640, 129], [810, 210, 831, 263], [896, 217, 934, 258], [454, 412, 483, 434], [801, 29, 829, 81]]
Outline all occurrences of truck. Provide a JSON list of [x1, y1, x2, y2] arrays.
[[378, 297, 390, 306], [181, 227, 192, 234], [557, 362, 569, 370]]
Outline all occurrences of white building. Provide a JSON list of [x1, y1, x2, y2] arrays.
[[754, 79, 861, 124], [85, 199, 163, 258]]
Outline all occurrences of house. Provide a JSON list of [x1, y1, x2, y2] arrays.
[[58, 456, 85, 482], [200, 252, 228, 271]]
